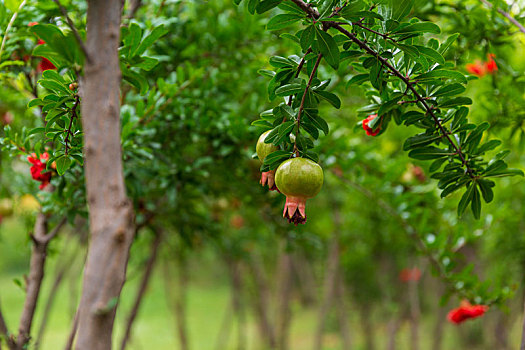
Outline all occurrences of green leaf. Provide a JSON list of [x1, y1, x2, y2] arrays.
[[312, 90, 341, 109], [394, 43, 420, 60], [278, 1, 304, 15], [392, 0, 414, 20], [315, 29, 340, 70], [432, 83, 466, 97], [393, 22, 441, 35], [439, 97, 472, 109], [346, 74, 369, 87], [134, 25, 168, 57], [304, 110, 329, 135], [457, 182, 475, 217], [28, 99, 44, 108], [39, 80, 71, 95], [4, 0, 22, 12], [300, 25, 315, 51], [477, 140, 502, 154], [55, 156, 72, 176], [416, 70, 467, 84], [267, 14, 303, 31], [403, 133, 442, 151], [413, 45, 445, 65], [408, 147, 453, 160], [247, 0, 259, 14], [439, 33, 460, 55], [471, 185, 481, 219], [256, 0, 282, 13], [429, 158, 447, 172], [477, 179, 494, 203], [262, 150, 291, 169], [275, 83, 304, 97]]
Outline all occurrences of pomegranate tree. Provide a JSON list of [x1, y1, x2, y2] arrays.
[[275, 157, 323, 225]]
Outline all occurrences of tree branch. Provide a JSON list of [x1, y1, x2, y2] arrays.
[[294, 53, 322, 156], [64, 96, 80, 156], [480, 0, 525, 34], [0, 303, 15, 350], [289, 0, 475, 176], [51, 0, 91, 62]]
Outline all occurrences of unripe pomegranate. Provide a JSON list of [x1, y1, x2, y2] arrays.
[[275, 157, 323, 225], [256, 130, 278, 191]]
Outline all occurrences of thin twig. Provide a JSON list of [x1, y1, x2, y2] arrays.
[[63, 309, 79, 350], [288, 48, 313, 107], [480, 0, 525, 34], [0, 303, 16, 350], [0, 0, 27, 64], [51, 0, 91, 62], [64, 96, 80, 156], [294, 53, 322, 156]]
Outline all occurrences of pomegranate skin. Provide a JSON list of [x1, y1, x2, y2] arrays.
[[256, 130, 278, 162], [275, 157, 323, 225]]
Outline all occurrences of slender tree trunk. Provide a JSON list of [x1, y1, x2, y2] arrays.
[[34, 239, 78, 350], [0, 303, 16, 349], [174, 248, 189, 350], [64, 310, 79, 350], [291, 252, 317, 307], [386, 315, 402, 350], [431, 284, 446, 350], [313, 235, 340, 350], [16, 214, 66, 349], [520, 295, 525, 350], [75, 1, 135, 349], [275, 247, 293, 350], [228, 260, 246, 350], [247, 255, 276, 349], [408, 277, 420, 350], [120, 231, 162, 350], [494, 311, 508, 350], [359, 306, 376, 350], [214, 298, 234, 350], [335, 273, 351, 350]]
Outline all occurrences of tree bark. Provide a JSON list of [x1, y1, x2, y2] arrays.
[[75, 1, 135, 349], [335, 273, 351, 350], [408, 277, 420, 350], [34, 241, 78, 350], [386, 316, 402, 350], [119, 231, 162, 350], [227, 259, 246, 350], [359, 306, 376, 350], [247, 255, 276, 349], [313, 235, 340, 350], [291, 252, 317, 307], [16, 214, 66, 349], [275, 247, 293, 350], [174, 247, 189, 350]]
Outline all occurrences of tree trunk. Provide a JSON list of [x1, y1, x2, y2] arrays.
[[35, 237, 78, 350], [119, 231, 162, 350], [291, 252, 317, 307], [75, 1, 135, 349], [275, 247, 293, 350], [16, 215, 66, 349], [174, 248, 189, 350], [335, 273, 351, 350], [360, 306, 376, 350], [386, 315, 402, 350], [313, 235, 340, 350], [408, 277, 420, 350], [228, 259, 246, 350], [247, 254, 276, 349]]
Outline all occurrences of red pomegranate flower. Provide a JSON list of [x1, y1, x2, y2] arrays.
[[28, 22, 39, 27], [485, 54, 498, 74], [399, 267, 422, 282], [27, 152, 52, 190], [362, 114, 381, 136], [447, 301, 488, 324], [466, 61, 486, 77]]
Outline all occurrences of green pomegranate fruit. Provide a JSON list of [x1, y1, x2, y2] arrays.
[[275, 157, 323, 225], [256, 130, 279, 191], [256, 130, 278, 162], [0, 198, 13, 217]]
